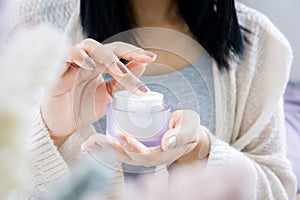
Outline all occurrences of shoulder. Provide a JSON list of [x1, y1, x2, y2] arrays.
[[9, 0, 77, 33], [229, 3, 292, 123], [234, 3, 292, 83], [235, 2, 292, 58]]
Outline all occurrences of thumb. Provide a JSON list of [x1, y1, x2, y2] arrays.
[[161, 128, 178, 151], [161, 128, 197, 151], [161, 127, 199, 152], [161, 111, 200, 151]]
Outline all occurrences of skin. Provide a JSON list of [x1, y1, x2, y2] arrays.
[[41, 0, 210, 167], [130, 0, 199, 74]]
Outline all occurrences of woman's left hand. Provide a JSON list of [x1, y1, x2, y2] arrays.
[[81, 110, 210, 167]]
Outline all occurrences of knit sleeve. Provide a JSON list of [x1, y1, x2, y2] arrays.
[[27, 107, 69, 198], [29, 106, 126, 199], [207, 100, 296, 199], [28, 107, 103, 198], [206, 4, 297, 200]]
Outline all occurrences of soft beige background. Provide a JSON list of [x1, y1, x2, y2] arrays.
[[238, 0, 300, 82]]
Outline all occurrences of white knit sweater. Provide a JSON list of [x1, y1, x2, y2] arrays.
[[9, 0, 297, 199]]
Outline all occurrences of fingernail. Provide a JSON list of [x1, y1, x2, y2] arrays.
[[83, 55, 97, 70], [136, 82, 149, 93], [81, 144, 88, 153], [116, 60, 129, 73], [120, 139, 128, 147], [166, 136, 177, 150], [138, 85, 149, 93], [144, 50, 157, 58], [117, 133, 128, 146]]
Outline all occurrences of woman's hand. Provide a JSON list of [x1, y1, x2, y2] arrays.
[[41, 39, 156, 147], [81, 110, 211, 167]]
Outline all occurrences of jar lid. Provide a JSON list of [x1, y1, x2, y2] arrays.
[[113, 90, 164, 112]]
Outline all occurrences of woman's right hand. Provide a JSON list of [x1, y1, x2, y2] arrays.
[[41, 39, 156, 147]]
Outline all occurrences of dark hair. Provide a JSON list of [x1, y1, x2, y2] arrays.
[[80, 0, 245, 70]]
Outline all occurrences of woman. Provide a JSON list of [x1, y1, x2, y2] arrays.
[[9, 0, 296, 199]]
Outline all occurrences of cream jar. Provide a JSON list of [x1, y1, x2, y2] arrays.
[[106, 90, 170, 147]]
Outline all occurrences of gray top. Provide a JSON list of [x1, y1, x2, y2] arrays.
[[141, 52, 215, 134]]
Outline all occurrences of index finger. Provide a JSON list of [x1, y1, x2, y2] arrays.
[[77, 39, 149, 95], [105, 42, 157, 63]]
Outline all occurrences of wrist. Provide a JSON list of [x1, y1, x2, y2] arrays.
[[50, 135, 70, 148], [40, 105, 70, 148]]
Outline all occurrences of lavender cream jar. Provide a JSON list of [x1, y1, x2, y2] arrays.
[[106, 90, 170, 147]]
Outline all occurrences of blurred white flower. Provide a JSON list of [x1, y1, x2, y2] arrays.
[[0, 24, 68, 199]]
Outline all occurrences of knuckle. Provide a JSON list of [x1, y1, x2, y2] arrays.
[[82, 38, 101, 47], [187, 109, 198, 116], [81, 38, 92, 46], [185, 110, 200, 122], [83, 38, 94, 44], [111, 41, 141, 51], [111, 41, 125, 47]]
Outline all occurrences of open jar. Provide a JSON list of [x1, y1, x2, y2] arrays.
[[106, 90, 170, 147]]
